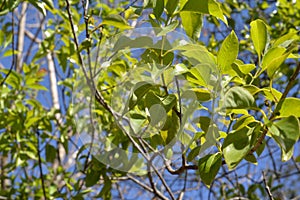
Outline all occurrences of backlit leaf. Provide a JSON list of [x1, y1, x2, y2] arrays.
[[180, 11, 202, 40], [217, 31, 239, 72], [250, 19, 267, 58]]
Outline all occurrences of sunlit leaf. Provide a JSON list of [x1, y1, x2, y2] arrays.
[[250, 19, 267, 58], [181, 0, 227, 24], [277, 97, 300, 117], [180, 11, 202, 40], [217, 31, 239, 72]]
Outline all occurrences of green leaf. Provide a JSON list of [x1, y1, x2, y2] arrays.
[[162, 94, 177, 112], [223, 86, 256, 109], [0, 69, 22, 89], [181, 0, 227, 24], [180, 11, 202, 40], [174, 44, 216, 68], [42, 0, 54, 9], [153, 0, 164, 19], [273, 30, 299, 47], [261, 88, 282, 102], [166, 0, 178, 16], [261, 47, 285, 70], [278, 97, 300, 117], [207, 0, 227, 25], [129, 82, 153, 110], [157, 20, 179, 36], [187, 146, 201, 162], [79, 38, 92, 51], [256, 140, 265, 157], [98, 176, 112, 199], [181, 0, 208, 12], [161, 110, 179, 144], [28, 0, 47, 16], [238, 64, 256, 75], [198, 152, 222, 186], [250, 19, 268, 58], [45, 144, 56, 163], [269, 116, 300, 161], [145, 91, 161, 108], [223, 127, 254, 170], [188, 64, 211, 86], [190, 88, 211, 101], [244, 154, 257, 165], [101, 14, 131, 30], [217, 31, 239, 71], [113, 36, 153, 52], [266, 43, 297, 77], [233, 115, 256, 131], [85, 169, 101, 187]]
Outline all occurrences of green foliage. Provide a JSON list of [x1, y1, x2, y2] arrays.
[[0, 0, 299, 199]]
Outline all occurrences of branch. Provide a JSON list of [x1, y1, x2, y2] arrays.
[[36, 131, 47, 199], [262, 171, 274, 200], [147, 162, 170, 200], [24, 15, 45, 64], [0, 11, 15, 86], [127, 174, 154, 194], [16, 2, 27, 72], [249, 62, 300, 155]]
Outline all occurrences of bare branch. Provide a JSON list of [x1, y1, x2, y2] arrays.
[[262, 171, 274, 200]]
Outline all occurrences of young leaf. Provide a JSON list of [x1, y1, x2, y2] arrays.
[[198, 152, 222, 186], [250, 19, 267, 58], [217, 30, 239, 72]]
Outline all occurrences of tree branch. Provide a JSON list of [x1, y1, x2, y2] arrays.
[[262, 171, 274, 200], [249, 62, 300, 155]]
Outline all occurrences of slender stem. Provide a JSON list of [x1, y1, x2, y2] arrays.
[[249, 62, 300, 155], [37, 131, 47, 199], [262, 171, 274, 200], [0, 11, 15, 86]]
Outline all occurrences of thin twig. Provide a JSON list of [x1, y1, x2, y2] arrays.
[[262, 171, 274, 200], [0, 11, 15, 86], [127, 174, 154, 193], [37, 131, 47, 200], [24, 16, 45, 64], [249, 62, 300, 155]]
